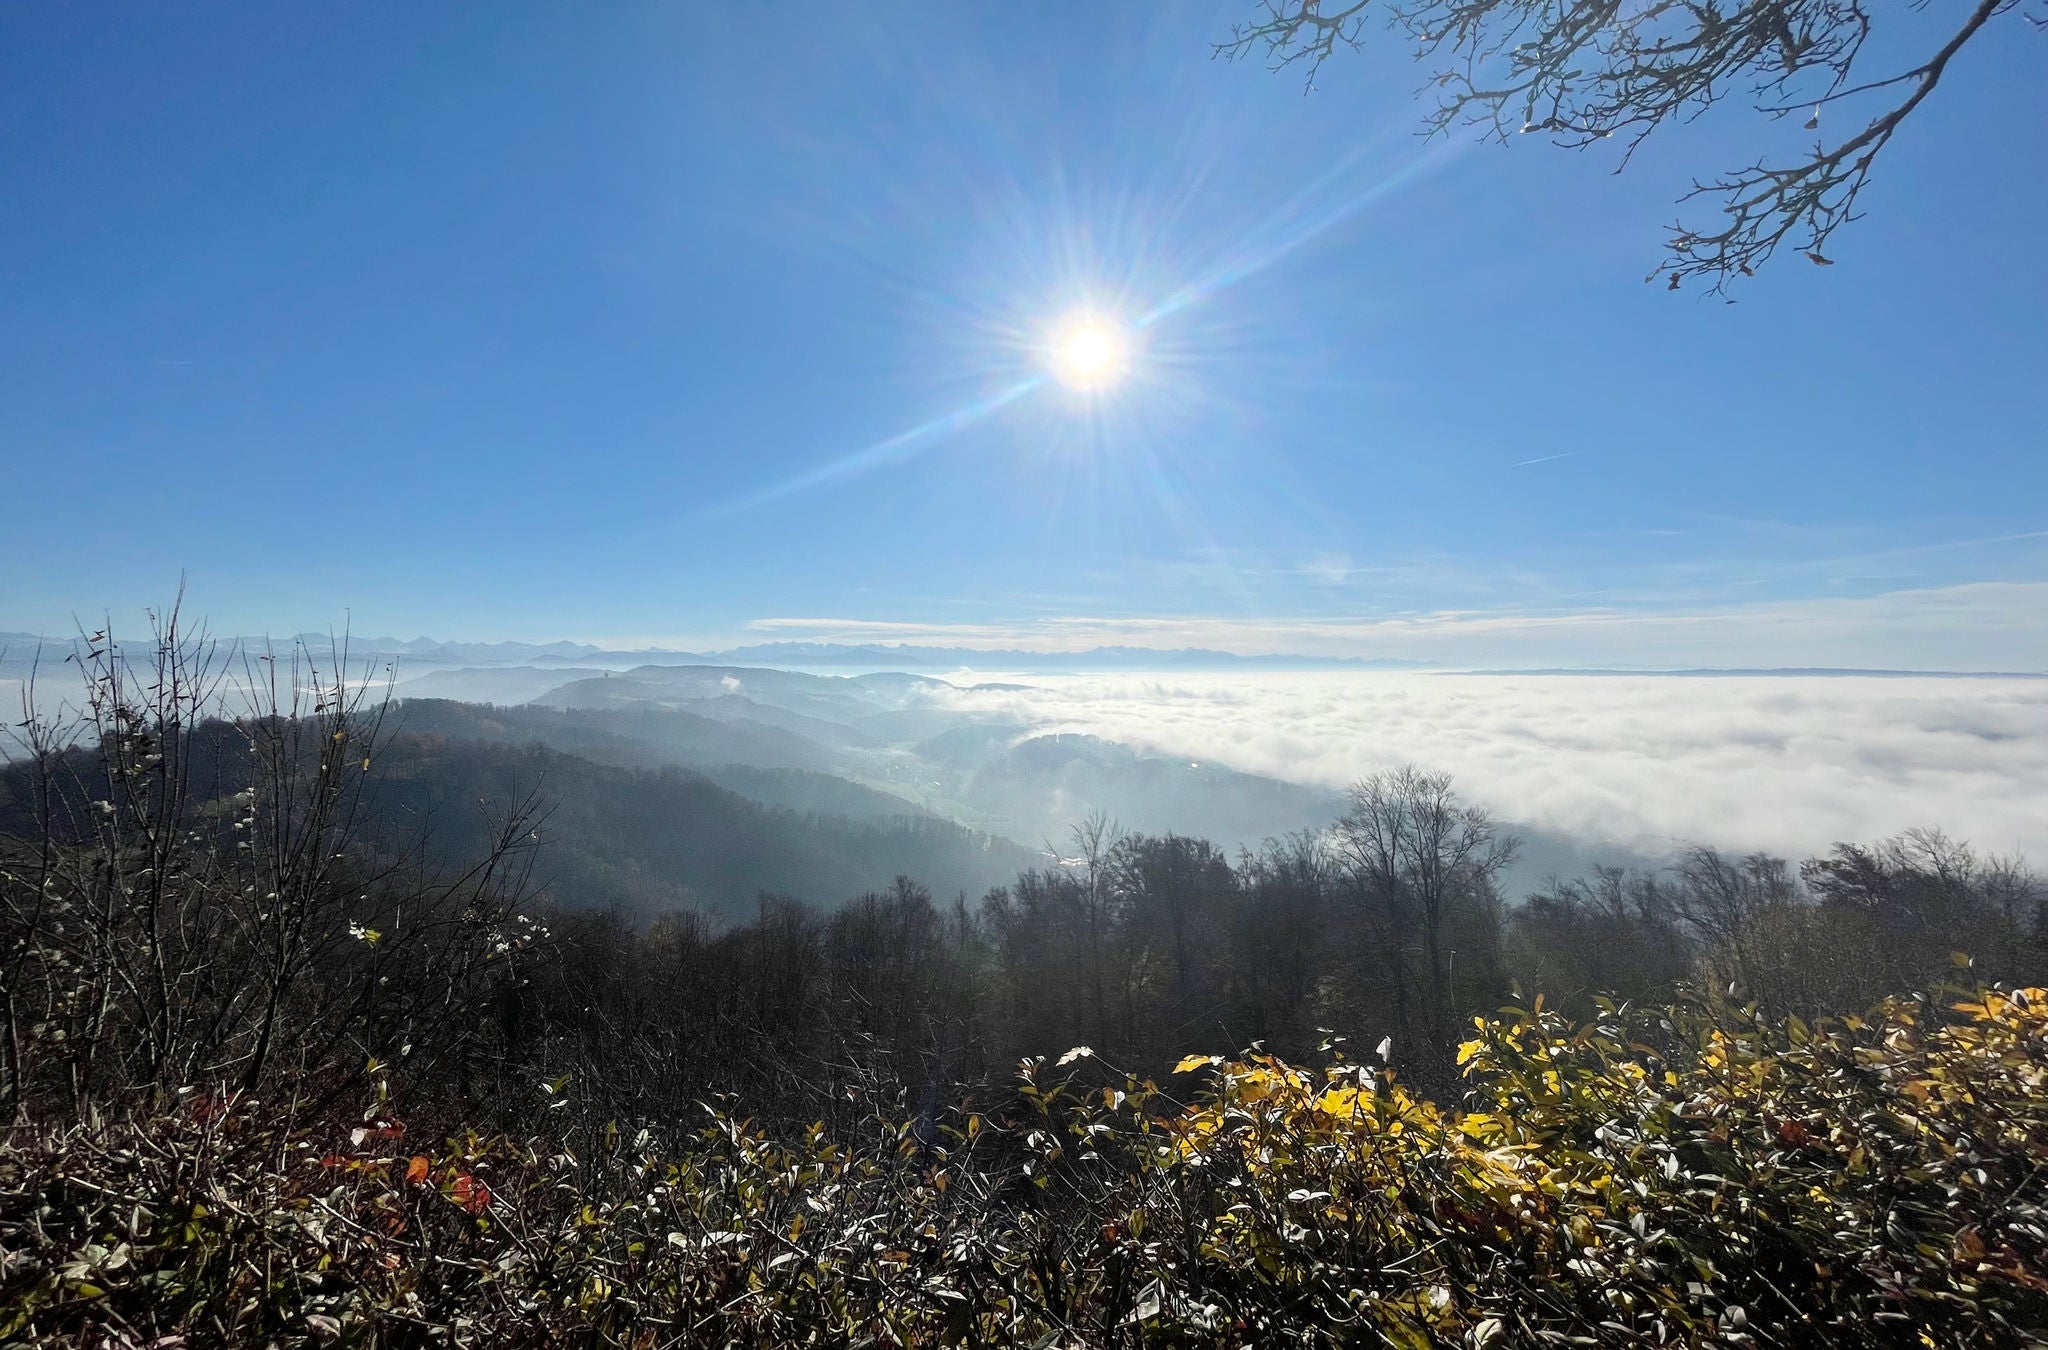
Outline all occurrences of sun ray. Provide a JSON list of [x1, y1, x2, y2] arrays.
[[1136, 134, 1470, 330], [708, 129, 1466, 517], [707, 375, 1046, 515]]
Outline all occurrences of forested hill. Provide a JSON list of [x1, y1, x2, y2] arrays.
[[392, 671, 1352, 862], [367, 735, 1036, 918], [388, 697, 930, 818], [0, 723, 1035, 922], [391, 694, 840, 772]]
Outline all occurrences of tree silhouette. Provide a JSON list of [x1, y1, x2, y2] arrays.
[[1220, 0, 2037, 289]]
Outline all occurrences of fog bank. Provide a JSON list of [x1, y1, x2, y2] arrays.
[[939, 672, 2048, 864]]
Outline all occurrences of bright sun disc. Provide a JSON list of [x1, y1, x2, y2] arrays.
[[1050, 318, 1127, 389]]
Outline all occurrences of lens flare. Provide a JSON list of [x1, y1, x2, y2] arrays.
[[1050, 317, 1128, 389], [707, 126, 1468, 516]]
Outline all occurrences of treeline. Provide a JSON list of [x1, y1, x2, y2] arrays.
[[541, 793, 2045, 1123]]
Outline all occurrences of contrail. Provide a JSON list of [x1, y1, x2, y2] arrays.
[[1513, 451, 1587, 469]]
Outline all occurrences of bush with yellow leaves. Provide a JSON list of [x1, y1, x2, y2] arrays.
[[1134, 985, 2047, 1346], [3, 985, 2042, 1346]]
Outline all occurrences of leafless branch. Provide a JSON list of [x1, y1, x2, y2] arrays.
[[1218, 0, 2030, 288]]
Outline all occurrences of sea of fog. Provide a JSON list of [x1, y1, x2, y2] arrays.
[[931, 672, 2048, 866]]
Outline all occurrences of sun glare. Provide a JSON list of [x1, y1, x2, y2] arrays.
[[1050, 317, 1128, 390]]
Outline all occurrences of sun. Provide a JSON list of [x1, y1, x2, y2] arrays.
[[1049, 316, 1129, 390]]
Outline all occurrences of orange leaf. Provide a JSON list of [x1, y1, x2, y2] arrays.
[[451, 1174, 492, 1214], [405, 1155, 430, 1186]]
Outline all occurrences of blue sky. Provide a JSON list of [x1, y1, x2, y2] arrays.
[[2, 4, 2043, 667]]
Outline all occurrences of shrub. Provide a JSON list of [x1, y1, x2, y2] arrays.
[[3, 985, 2043, 1346]]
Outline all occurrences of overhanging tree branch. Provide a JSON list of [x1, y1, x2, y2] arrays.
[[1218, 0, 2034, 289]]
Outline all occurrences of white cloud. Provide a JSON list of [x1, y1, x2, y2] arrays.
[[932, 672, 2048, 864], [746, 580, 2048, 671]]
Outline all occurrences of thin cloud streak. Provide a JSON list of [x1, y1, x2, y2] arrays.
[[744, 580, 2048, 670]]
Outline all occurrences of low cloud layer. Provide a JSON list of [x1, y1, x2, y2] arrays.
[[936, 672, 2048, 865]]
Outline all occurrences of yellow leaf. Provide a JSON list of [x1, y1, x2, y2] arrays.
[[1173, 1054, 1219, 1074], [1316, 1086, 1363, 1117]]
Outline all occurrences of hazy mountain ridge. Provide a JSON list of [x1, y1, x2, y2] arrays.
[[0, 719, 1025, 921], [376, 659, 1347, 867], [11, 629, 2038, 679], [508, 665, 1345, 855], [360, 736, 1032, 919], [7, 626, 1785, 893], [389, 699, 846, 776], [393, 663, 1658, 894], [3, 632, 1426, 673]]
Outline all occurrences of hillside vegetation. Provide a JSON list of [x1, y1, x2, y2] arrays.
[[3, 622, 2044, 1346]]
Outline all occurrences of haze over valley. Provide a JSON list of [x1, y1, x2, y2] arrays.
[[11, 630, 2037, 915]]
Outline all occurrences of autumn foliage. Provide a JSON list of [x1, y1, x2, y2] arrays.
[[5, 982, 2044, 1347]]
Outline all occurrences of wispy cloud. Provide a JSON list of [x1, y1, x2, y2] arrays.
[[746, 580, 2048, 670]]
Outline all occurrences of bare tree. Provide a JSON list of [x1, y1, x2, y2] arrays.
[[1331, 766, 1516, 1075], [1231, 831, 1338, 1054], [1109, 832, 1236, 1049], [1063, 811, 1128, 1052], [1510, 864, 1693, 1016], [0, 598, 546, 1116], [1219, 0, 2036, 289], [1663, 845, 1802, 1009], [1801, 828, 2043, 993]]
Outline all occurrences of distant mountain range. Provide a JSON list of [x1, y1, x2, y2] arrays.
[[374, 638, 1429, 672], [0, 631, 1427, 672], [657, 642, 1430, 671], [6, 631, 2039, 678]]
